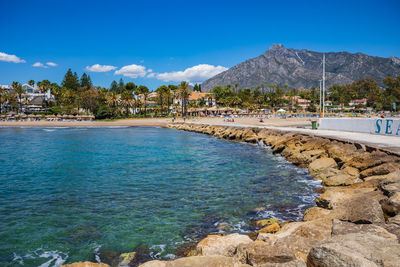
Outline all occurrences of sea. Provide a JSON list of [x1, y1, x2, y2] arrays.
[[0, 126, 320, 266]]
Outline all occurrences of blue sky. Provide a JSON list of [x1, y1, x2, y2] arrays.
[[1, 0, 399, 90]]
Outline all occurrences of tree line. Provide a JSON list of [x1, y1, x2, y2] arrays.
[[209, 76, 400, 112], [0, 69, 194, 119], [2, 70, 399, 118]]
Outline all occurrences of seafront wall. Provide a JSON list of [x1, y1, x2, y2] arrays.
[[318, 118, 400, 136], [63, 123, 400, 267]]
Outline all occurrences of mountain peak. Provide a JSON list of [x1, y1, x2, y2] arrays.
[[269, 44, 285, 50], [265, 44, 291, 57], [201, 46, 400, 91]]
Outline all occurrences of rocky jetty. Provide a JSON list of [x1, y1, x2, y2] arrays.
[[64, 123, 400, 267]]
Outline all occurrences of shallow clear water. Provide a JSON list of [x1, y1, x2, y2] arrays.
[[0, 127, 319, 266]]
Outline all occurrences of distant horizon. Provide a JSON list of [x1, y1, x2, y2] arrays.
[[1, 0, 399, 89]]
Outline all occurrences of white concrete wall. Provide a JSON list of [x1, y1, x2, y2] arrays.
[[318, 118, 400, 137]]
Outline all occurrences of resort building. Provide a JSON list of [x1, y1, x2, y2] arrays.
[[349, 98, 368, 106], [187, 91, 216, 107]]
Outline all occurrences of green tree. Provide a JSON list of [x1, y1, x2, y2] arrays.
[[80, 73, 93, 89], [118, 78, 124, 93], [12, 81, 25, 113], [383, 76, 400, 110], [156, 85, 169, 115], [0, 86, 5, 113], [120, 88, 135, 116], [28, 80, 35, 87], [110, 80, 118, 92], [81, 88, 99, 114], [136, 85, 149, 117], [178, 81, 191, 116], [62, 69, 80, 91]]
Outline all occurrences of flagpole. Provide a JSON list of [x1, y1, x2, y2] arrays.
[[322, 53, 326, 118], [319, 80, 322, 118]]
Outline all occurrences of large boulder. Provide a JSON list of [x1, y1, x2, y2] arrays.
[[308, 158, 338, 175], [300, 138, 330, 151], [257, 219, 332, 262], [316, 186, 375, 209], [334, 192, 386, 224], [324, 142, 359, 165], [360, 162, 399, 178], [61, 262, 109, 267], [331, 219, 398, 242], [307, 233, 400, 267], [165, 256, 250, 267], [196, 233, 252, 257], [344, 151, 397, 171], [317, 167, 362, 186], [235, 240, 296, 266], [287, 149, 327, 167], [302, 207, 336, 221]]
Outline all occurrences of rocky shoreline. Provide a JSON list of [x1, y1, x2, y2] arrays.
[[63, 123, 400, 267]]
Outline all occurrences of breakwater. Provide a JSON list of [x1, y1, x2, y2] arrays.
[[64, 123, 400, 267]]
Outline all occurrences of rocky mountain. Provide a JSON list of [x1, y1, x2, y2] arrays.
[[201, 44, 400, 91]]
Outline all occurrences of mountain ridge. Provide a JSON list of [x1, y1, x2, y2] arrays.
[[201, 44, 400, 91]]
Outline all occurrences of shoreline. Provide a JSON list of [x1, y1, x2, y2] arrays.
[[0, 117, 310, 128], [127, 123, 400, 267], [14, 121, 397, 266], [0, 118, 171, 128]]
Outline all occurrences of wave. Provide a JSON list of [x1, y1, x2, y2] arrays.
[[12, 248, 68, 267]]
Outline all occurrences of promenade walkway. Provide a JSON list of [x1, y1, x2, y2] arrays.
[[190, 122, 400, 155]]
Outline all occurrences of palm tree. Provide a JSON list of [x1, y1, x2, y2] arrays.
[[0, 86, 5, 114], [106, 92, 120, 116], [136, 85, 149, 117], [28, 80, 35, 87], [178, 81, 191, 117], [121, 90, 135, 117], [156, 86, 165, 115], [12, 82, 25, 114]]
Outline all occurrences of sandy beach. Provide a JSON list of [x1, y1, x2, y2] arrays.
[[0, 117, 312, 128]]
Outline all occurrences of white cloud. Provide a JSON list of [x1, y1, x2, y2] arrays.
[[114, 64, 148, 78], [32, 62, 48, 68], [46, 62, 57, 67], [0, 52, 26, 63], [86, 64, 117, 72], [156, 64, 228, 83], [147, 73, 155, 78]]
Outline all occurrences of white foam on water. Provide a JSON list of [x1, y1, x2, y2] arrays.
[[12, 252, 24, 265], [12, 248, 68, 267], [150, 244, 166, 259], [92, 244, 102, 263], [164, 254, 176, 260], [36, 249, 68, 267]]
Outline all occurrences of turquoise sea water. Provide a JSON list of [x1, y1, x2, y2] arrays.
[[0, 127, 319, 266]]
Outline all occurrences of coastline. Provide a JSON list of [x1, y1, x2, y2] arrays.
[[0, 117, 310, 128], [0, 118, 171, 128], [24, 121, 398, 266], [127, 123, 400, 267]]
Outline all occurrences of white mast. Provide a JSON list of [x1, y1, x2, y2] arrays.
[[322, 53, 326, 117], [319, 80, 322, 117]]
